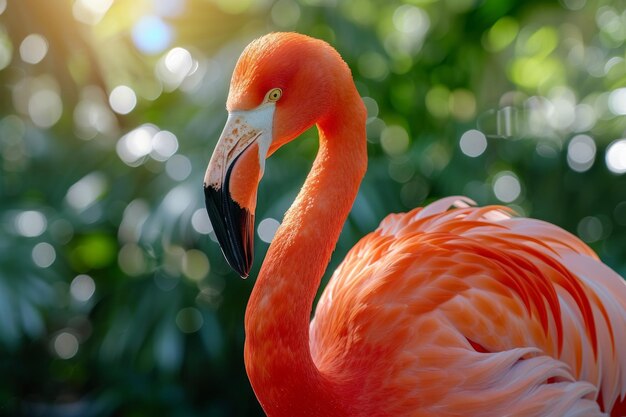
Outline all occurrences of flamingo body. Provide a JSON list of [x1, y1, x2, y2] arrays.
[[203, 32, 626, 416], [312, 197, 626, 416]]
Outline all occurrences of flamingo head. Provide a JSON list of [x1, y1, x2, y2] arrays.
[[203, 32, 351, 278]]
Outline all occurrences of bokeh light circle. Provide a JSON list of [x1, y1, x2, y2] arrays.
[[70, 274, 96, 302], [493, 172, 521, 203], [32, 242, 56, 268], [109, 85, 137, 115], [16, 210, 47, 237], [53, 331, 79, 359], [459, 129, 487, 158], [258, 218, 280, 243], [606, 139, 626, 174], [567, 134, 596, 172], [19, 34, 48, 64]]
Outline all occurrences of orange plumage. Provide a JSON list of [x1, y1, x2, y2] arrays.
[[203, 32, 626, 417]]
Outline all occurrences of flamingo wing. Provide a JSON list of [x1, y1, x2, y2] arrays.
[[310, 197, 626, 417]]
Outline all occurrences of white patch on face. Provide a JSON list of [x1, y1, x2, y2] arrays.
[[229, 103, 275, 175], [204, 103, 275, 188]]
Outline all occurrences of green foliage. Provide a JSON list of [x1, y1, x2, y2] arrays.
[[0, 0, 625, 416]]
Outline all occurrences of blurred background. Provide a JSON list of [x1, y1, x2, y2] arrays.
[[0, 0, 625, 415]]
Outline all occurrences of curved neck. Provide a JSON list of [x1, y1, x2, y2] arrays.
[[244, 92, 367, 417]]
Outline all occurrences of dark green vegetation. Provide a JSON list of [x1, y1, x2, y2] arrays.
[[0, 0, 625, 416]]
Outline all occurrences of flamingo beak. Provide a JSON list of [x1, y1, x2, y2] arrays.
[[203, 105, 274, 278]]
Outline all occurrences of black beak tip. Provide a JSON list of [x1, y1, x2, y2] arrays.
[[203, 184, 254, 279]]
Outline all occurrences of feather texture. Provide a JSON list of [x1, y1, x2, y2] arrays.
[[311, 197, 626, 416]]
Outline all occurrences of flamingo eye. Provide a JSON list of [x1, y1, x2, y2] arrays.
[[266, 88, 282, 102]]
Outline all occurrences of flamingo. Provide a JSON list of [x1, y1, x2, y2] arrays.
[[202, 32, 626, 417]]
